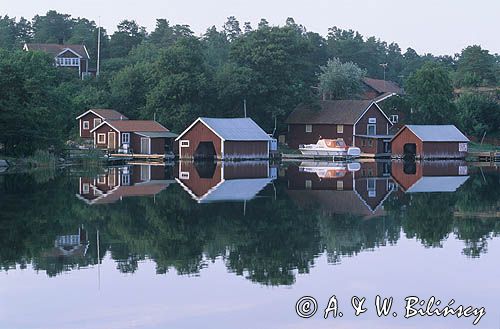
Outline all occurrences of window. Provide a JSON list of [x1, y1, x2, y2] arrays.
[[97, 176, 106, 184], [305, 124, 312, 133], [97, 133, 106, 143], [368, 139, 373, 147], [180, 171, 190, 180], [305, 180, 312, 189], [180, 140, 190, 147], [94, 118, 102, 127], [459, 143, 467, 152], [122, 133, 130, 144], [391, 115, 399, 124], [121, 174, 130, 186], [367, 124, 377, 135], [82, 183, 90, 194], [83, 121, 89, 129], [367, 179, 376, 197], [337, 180, 344, 191], [337, 124, 344, 134], [368, 118, 377, 124]]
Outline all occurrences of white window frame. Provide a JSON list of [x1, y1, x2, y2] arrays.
[[82, 183, 90, 194], [180, 171, 190, 180], [368, 118, 377, 124], [122, 133, 130, 144], [459, 143, 468, 152], [367, 124, 377, 136], [82, 121, 89, 130], [305, 124, 312, 133], [337, 124, 344, 134], [97, 176, 106, 184], [180, 140, 190, 148], [94, 118, 102, 127], [121, 174, 130, 186], [367, 178, 376, 197], [97, 133, 106, 144], [305, 180, 312, 189], [337, 180, 344, 191], [390, 115, 399, 124]]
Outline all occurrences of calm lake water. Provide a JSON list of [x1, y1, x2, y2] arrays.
[[1, 161, 499, 329]]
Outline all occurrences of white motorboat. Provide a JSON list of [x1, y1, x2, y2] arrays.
[[299, 138, 361, 157], [299, 161, 360, 179]]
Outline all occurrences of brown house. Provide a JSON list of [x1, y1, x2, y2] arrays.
[[391, 125, 470, 159], [24, 43, 91, 78], [361, 77, 403, 101], [286, 100, 393, 155], [176, 117, 273, 160], [91, 120, 177, 154], [76, 109, 128, 139]]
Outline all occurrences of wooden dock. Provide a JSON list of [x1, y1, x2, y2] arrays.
[[108, 153, 166, 162], [468, 151, 500, 163]]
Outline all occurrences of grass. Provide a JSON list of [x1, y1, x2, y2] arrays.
[[469, 142, 500, 153]]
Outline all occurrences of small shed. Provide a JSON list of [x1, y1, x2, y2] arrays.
[[176, 117, 273, 160], [391, 125, 470, 159]]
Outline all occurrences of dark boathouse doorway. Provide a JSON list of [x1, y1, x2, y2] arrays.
[[403, 143, 416, 160], [194, 141, 217, 160]]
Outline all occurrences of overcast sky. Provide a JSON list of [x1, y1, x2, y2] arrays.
[[1, 0, 499, 55]]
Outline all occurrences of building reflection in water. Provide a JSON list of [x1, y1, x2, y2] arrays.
[[285, 160, 470, 217], [175, 161, 277, 203], [285, 160, 394, 218], [390, 160, 469, 193], [76, 164, 175, 205]]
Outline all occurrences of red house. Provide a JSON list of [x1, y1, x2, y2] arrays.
[[76, 109, 128, 139], [391, 125, 470, 159], [176, 117, 273, 160], [24, 43, 91, 78], [91, 120, 177, 154], [286, 100, 393, 155], [361, 77, 403, 101]]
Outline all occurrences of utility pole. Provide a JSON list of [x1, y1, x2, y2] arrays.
[[243, 99, 247, 118], [380, 63, 388, 88], [97, 17, 101, 77]]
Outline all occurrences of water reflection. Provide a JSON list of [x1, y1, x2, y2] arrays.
[[175, 161, 277, 203], [0, 161, 499, 284]]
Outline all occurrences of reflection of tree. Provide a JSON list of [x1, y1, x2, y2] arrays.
[[319, 213, 400, 264], [1, 169, 500, 284]]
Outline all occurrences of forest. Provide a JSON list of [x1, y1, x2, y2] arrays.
[[0, 11, 499, 155]]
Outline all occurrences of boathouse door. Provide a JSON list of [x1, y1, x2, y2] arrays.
[[108, 132, 116, 150], [141, 137, 151, 154]]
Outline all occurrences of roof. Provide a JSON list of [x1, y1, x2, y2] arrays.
[[393, 125, 470, 142], [362, 77, 402, 94], [24, 43, 90, 59], [91, 120, 169, 133], [176, 117, 272, 141], [135, 131, 179, 138], [76, 109, 128, 120], [285, 100, 374, 125], [405, 176, 470, 193]]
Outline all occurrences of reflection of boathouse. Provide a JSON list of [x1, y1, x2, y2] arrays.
[[286, 161, 395, 217], [76, 165, 174, 205], [176, 161, 276, 203], [44, 226, 89, 258], [391, 161, 469, 193]]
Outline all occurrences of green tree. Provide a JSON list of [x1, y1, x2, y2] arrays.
[[109, 20, 147, 58], [455, 93, 500, 137], [455, 45, 497, 87], [0, 15, 17, 49], [318, 58, 366, 99], [32, 10, 73, 43], [405, 62, 456, 124]]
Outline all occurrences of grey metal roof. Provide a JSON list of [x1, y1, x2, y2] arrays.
[[406, 176, 469, 193], [405, 125, 469, 142], [201, 118, 272, 141], [198, 178, 274, 203], [135, 131, 179, 138]]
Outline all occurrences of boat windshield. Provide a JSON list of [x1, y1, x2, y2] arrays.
[[336, 139, 346, 147]]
